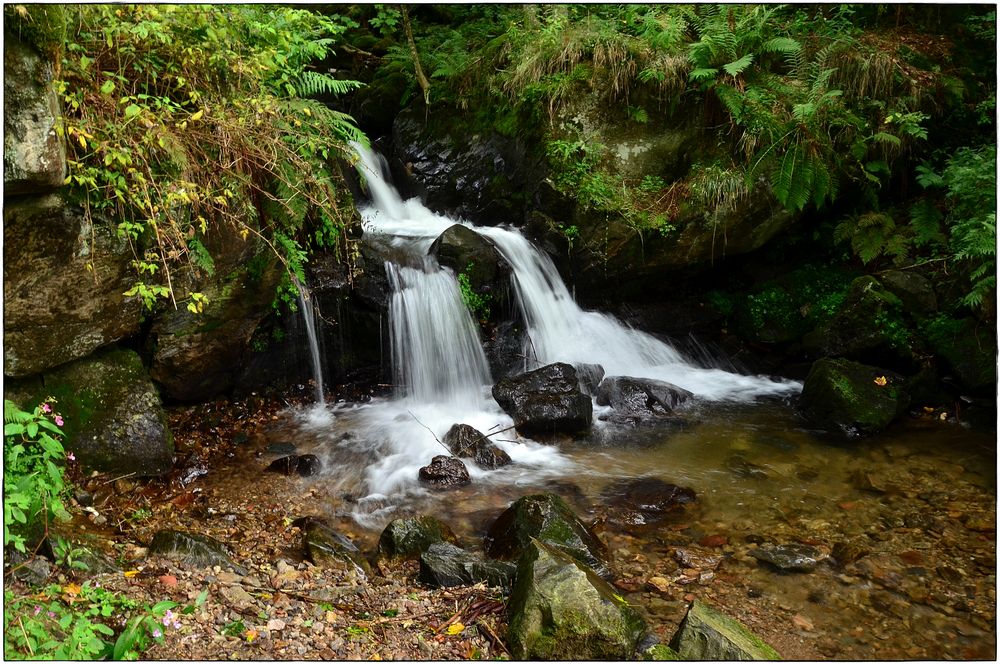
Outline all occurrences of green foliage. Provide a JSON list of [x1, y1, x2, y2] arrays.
[[4, 583, 208, 660], [457, 264, 491, 322], [37, 4, 365, 314], [4, 399, 70, 554]]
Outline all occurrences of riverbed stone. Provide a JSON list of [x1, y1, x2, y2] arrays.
[[595, 376, 693, 422], [418, 542, 516, 588], [4, 32, 66, 194], [418, 455, 471, 488], [3, 195, 142, 377], [26, 348, 174, 476], [483, 493, 613, 579], [601, 477, 697, 531], [295, 517, 370, 576], [492, 362, 593, 436], [148, 530, 246, 574], [669, 600, 781, 660], [574, 363, 606, 395], [750, 543, 826, 572], [265, 454, 322, 477], [799, 358, 910, 437], [507, 539, 647, 660], [377, 516, 459, 561]]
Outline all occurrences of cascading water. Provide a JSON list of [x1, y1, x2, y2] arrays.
[[294, 278, 325, 406], [297, 143, 799, 523]]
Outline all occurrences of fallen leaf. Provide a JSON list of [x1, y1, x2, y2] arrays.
[[159, 575, 178, 587], [124, 570, 140, 578], [63, 583, 82, 596], [647, 576, 671, 593], [446, 622, 465, 635], [245, 628, 258, 643]]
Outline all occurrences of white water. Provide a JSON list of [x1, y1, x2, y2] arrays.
[[294, 279, 325, 406], [298, 143, 800, 520]]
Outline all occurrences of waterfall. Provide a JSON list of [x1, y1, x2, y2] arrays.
[[294, 280, 325, 406], [385, 259, 492, 410]]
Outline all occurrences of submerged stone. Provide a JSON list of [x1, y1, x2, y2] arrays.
[[601, 477, 697, 532], [670, 600, 780, 660], [377, 516, 460, 561], [799, 358, 909, 437], [265, 454, 322, 477], [507, 539, 647, 660], [418, 542, 516, 588], [484, 493, 613, 580], [595, 376, 692, 422], [148, 530, 246, 574], [750, 543, 825, 572], [443, 423, 511, 469], [295, 517, 370, 576]]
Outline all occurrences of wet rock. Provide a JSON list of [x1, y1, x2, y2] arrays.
[[641, 643, 681, 660], [6, 549, 53, 586], [601, 477, 697, 531], [418, 542, 516, 589], [492, 363, 593, 436], [574, 363, 606, 396], [726, 454, 768, 479], [798, 358, 910, 437], [377, 516, 459, 562], [879, 270, 938, 315], [19, 348, 174, 476], [265, 454, 322, 477], [418, 455, 471, 488], [507, 540, 647, 660], [443, 424, 511, 470], [428, 224, 514, 326], [148, 530, 247, 574], [923, 315, 997, 393], [594, 376, 693, 423], [484, 493, 614, 580], [750, 543, 825, 572], [266, 442, 297, 455], [673, 548, 722, 570], [669, 600, 780, 660], [294, 517, 370, 576]]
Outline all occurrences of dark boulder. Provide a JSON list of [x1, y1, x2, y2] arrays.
[[799, 358, 910, 437], [294, 516, 370, 576], [429, 224, 515, 324], [418, 455, 471, 488], [574, 363, 606, 395], [879, 270, 938, 315], [750, 543, 826, 572], [507, 539, 647, 660], [418, 542, 516, 589], [923, 316, 997, 393], [148, 530, 246, 574], [27, 348, 173, 477], [601, 477, 697, 532], [443, 423, 511, 469], [595, 376, 692, 422], [492, 363, 593, 436], [484, 493, 613, 580], [377, 516, 460, 562], [669, 600, 780, 660], [484, 320, 527, 379]]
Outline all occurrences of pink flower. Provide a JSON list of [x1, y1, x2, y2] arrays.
[[33, 605, 42, 616], [172, 620, 181, 630], [67, 452, 76, 461], [41, 403, 51, 413], [54, 415, 64, 427], [162, 610, 175, 627], [152, 628, 162, 639]]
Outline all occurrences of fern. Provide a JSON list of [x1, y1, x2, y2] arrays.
[[4, 400, 32, 425], [293, 71, 364, 97], [723, 53, 753, 77]]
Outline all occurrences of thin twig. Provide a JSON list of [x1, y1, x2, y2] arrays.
[[406, 411, 452, 455]]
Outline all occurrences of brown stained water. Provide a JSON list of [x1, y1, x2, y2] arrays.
[[207, 399, 995, 660]]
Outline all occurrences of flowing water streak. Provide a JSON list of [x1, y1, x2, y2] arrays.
[[294, 278, 325, 406]]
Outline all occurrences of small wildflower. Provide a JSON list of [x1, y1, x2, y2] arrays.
[[67, 452, 76, 461], [47, 611, 56, 619], [54, 415, 64, 427], [41, 403, 51, 413], [152, 628, 162, 639], [33, 605, 42, 616], [172, 620, 181, 630]]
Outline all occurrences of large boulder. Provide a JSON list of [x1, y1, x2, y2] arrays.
[[443, 423, 511, 469], [418, 455, 471, 488], [3, 33, 65, 194], [923, 316, 997, 393], [295, 517, 370, 576], [484, 493, 613, 580], [669, 600, 780, 660], [595, 376, 692, 422], [492, 362, 593, 436], [22, 348, 174, 476], [418, 542, 516, 589], [798, 358, 910, 437], [377, 516, 460, 562], [3, 195, 142, 377], [507, 539, 647, 660], [429, 224, 515, 325]]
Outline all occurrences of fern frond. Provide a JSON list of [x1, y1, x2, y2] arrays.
[[723, 53, 753, 77], [293, 71, 364, 97], [4, 400, 32, 424]]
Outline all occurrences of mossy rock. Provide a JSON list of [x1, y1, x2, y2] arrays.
[[376, 515, 460, 562], [21, 348, 174, 477], [642, 643, 682, 660], [296, 517, 370, 576], [148, 530, 246, 574], [484, 493, 613, 579], [798, 358, 910, 438], [418, 542, 516, 589], [923, 316, 997, 393], [669, 600, 780, 660], [507, 539, 647, 660]]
